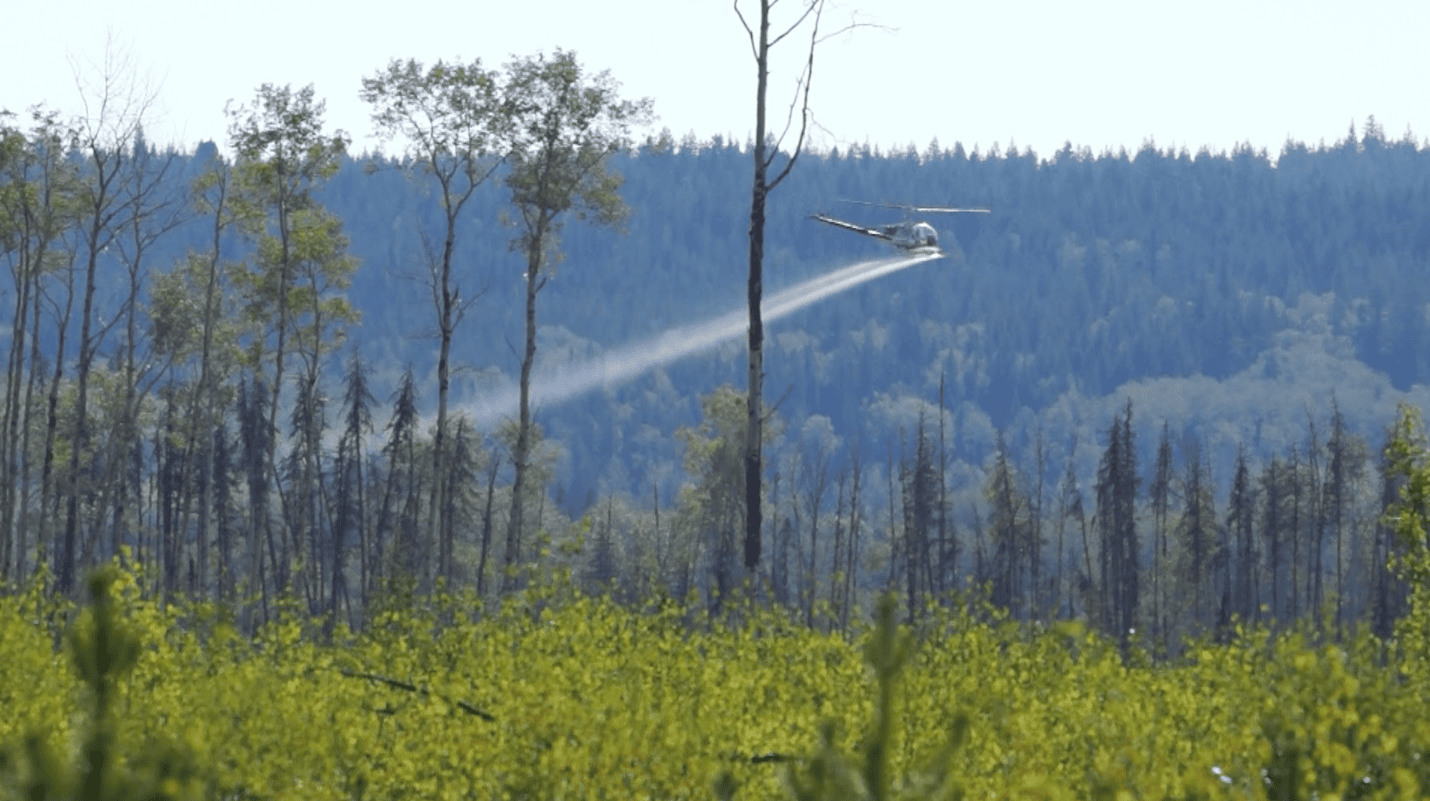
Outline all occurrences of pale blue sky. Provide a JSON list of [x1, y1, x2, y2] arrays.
[[4, 0, 1426, 160]]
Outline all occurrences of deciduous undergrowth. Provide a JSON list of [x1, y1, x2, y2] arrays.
[[2, 566, 1427, 800]]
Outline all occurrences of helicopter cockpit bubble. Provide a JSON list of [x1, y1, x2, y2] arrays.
[[910, 222, 938, 248]]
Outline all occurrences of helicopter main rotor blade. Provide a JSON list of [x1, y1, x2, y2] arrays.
[[906, 205, 991, 213], [837, 199, 989, 213]]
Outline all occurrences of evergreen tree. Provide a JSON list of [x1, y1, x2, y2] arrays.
[[282, 367, 326, 612], [1322, 399, 1366, 626], [332, 351, 374, 624], [1095, 402, 1139, 641], [374, 367, 422, 591], [441, 416, 481, 589], [1259, 455, 1289, 622], [1227, 444, 1257, 621], [900, 421, 940, 616], [236, 376, 271, 625], [1177, 435, 1216, 630], [1149, 422, 1174, 644], [1055, 448, 1084, 619], [984, 431, 1025, 615]]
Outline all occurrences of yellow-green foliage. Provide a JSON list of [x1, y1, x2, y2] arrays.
[[3, 571, 1429, 800]]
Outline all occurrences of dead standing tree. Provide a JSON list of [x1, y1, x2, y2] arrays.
[[736, 0, 870, 577], [57, 43, 158, 594]]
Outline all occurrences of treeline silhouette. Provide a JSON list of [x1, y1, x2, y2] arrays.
[[3, 100, 1429, 642]]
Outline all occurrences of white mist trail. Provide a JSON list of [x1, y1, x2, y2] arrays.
[[467, 252, 941, 427]]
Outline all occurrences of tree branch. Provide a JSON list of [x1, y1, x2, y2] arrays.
[[338, 668, 496, 721], [767, 9, 889, 182], [767, 0, 820, 49], [765, 0, 824, 192], [732, 0, 760, 61]]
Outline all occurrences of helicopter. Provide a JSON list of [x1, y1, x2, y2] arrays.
[[811, 200, 989, 255]]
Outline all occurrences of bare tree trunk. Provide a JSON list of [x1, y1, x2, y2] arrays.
[[61, 191, 113, 594], [744, 140, 766, 578], [477, 451, 499, 597], [505, 231, 545, 591], [937, 374, 950, 595], [0, 245, 34, 581], [428, 224, 458, 588], [38, 255, 77, 581], [803, 452, 827, 626], [844, 453, 862, 629], [738, 0, 824, 576], [830, 470, 845, 623]]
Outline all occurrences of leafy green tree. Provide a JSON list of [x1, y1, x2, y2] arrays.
[[227, 83, 352, 604], [361, 56, 507, 589], [3, 567, 204, 800], [499, 49, 652, 589], [1384, 405, 1430, 671], [0, 110, 80, 583], [679, 386, 752, 605], [1372, 428, 1408, 638], [287, 204, 358, 610], [677, 385, 780, 608]]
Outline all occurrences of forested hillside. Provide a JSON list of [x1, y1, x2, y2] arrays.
[[5, 85, 1430, 642]]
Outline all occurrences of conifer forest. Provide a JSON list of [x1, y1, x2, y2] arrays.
[[3, 50, 1430, 645]]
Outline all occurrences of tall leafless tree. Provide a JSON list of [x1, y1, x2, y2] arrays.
[[734, 0, 857, 575], [60, 42, 160, 593]]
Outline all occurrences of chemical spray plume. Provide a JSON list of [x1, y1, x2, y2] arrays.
[[467, 251, 942, 428]]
